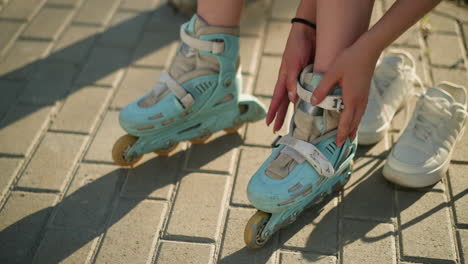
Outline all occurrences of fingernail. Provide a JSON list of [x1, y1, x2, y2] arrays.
[[288, 92, 294, 102], [311, 95, 318, 105]]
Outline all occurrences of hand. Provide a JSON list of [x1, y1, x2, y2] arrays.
[[312, 39, 380, 147], [266, 23, 316, 132]]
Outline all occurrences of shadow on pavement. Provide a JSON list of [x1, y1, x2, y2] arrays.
[[0, 133, 243, 263]]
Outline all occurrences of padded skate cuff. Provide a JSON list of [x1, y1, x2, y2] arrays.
[[180, 23, 225, 54], [159, 72, 195, 108], [297, 82, 344, 112], [277, 135, 335, 177]]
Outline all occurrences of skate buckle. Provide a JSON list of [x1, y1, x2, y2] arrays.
[[271, 136, 282, 148]]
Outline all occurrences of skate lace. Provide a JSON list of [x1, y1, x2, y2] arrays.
[[413, 96, 451, 142], [372, 49, 425, 135]]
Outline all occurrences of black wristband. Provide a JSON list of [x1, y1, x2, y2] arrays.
[[291, 18, 316, 30]]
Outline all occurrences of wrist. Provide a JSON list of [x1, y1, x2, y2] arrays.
[[291, 22, 316, 41], [354, 31, 383, 60]]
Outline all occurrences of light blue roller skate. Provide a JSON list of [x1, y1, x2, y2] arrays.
[[112, 15, 266, 166], [244, 65, 357, 249]]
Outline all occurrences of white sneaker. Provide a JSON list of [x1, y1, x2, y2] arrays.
[[383, 82, 468, 188], [358, 50, 421, 145]]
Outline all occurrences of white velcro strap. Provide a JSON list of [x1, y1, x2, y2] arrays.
[[296, 81, 344, 111], [277, 135, 335, 178], [179, 24, 224, 54], [159, 72, 194, 108]]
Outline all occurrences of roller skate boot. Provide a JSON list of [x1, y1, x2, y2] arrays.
[[244, 65, 357, 249], [112, 15, 266, 166]]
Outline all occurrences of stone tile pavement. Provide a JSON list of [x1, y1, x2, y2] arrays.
[[0, 0, 467, 263]]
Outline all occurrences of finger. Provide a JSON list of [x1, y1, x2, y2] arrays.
[[349, 105, 366, 140], [336, 107, 354, 147], [286, 68, 301, 104], [312, 67, 340, 105], [266, 73, 288, 125], [273, 98, 289, 132]]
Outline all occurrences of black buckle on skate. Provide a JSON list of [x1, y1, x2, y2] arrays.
[[271, 136, 282, 148]]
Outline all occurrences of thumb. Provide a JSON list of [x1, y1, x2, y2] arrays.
[[312, 68, 340, 105]]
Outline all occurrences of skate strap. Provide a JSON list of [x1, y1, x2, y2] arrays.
[[180, 23, 225, 54], [159, 72, 195, 108], [296, 82, 344, 112], [277, 135, 335, 177]]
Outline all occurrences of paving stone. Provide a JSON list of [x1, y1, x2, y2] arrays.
[[434, 1, 468, 24], [398, 190, 456, 261], [279, 252, 336, 264], [111, 67, 160, 109], [85, 110, 125, 162], [393, 24, 420, 47], [370, 0, 383, 27], [427, 34, 464, 67], [73, 0, 119, 26], [254, 55, 281, 97], [94, 199, 166, 264], [0, 191, 56, 264], [0, 79, 26, 118], [218, 208, 276, 264], [47, 0, 82, 7], [240, 0, 268, 37], [231, 147, 270, 206], [0, 40, 51, 80], [17, 132, 88, 191], [432, 67, 468, 86], [453, 121, 468, 161], [119, 0, 159, 12], [426, 13, 457, 33], [51, 86, 112, 133], [98, 11, 148, 48], [241, 74, 254, 94], [0, 104, 52, 155], [185, 132, 241, 174], [0, 157, 22, 199], [34, 229, 99, 264], [50, 25, 100, 64], [240, 36, 261, 75], [22, 7, 73, 40], [19, 61, 77, 105], [52, 164, 124, 229], [145, 3, 185, 33], [164, 172, 228, 241], [343, 157, 393, 221], [0, 20, 24, 56], [155, 241, 214, 264], [280, 198, 338, 254], [122, 153, 182, 200], [271, 0, 300, 20], [33, 227, 98, 264], [0, 0, 45, 21], [264, 22, 290, 55], [342, 220, 396, 264], [131, 31, 177, 68], [459, 230, 468, 264], [448, 164, 468, 226], [76, 46, 129, 87], [244, 97, 291, 146]]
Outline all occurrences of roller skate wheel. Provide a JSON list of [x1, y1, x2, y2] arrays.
[[189, 133, 212, 144], [244, 211, 271, 250], [224, 124, 243, 134], [112, 134, 143, 167], [154, 142, 179, 156]]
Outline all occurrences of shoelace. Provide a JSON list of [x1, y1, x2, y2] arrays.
[[413, 96, 451, 142], [370, 49, 425, 132]]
